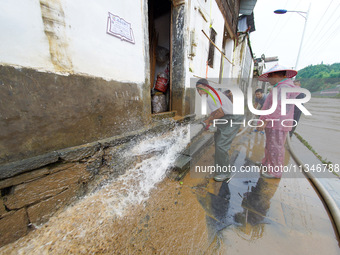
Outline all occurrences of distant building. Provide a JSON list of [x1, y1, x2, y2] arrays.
[[312, 86, 340, 97], [253, 55, 278, 94], [320, 88, 340, 95]]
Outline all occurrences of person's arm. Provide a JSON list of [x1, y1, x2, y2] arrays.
[[254, 97, 259, 108], [204, 107, 225, 126]]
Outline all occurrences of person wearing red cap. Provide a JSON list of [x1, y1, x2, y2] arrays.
[[257, 65, 298, 179]]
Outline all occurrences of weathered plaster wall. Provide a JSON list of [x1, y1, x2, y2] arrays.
[[0, 0, 146, 83], [0, 0, 55, 71], [0, 66, 146, 165], [171, 3, 188, 116], [0, 0, 151, 165], [0, 0, 153, 246], [232, 34, 249, 80]]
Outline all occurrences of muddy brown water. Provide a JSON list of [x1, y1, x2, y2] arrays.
[[297, 97, 340, 164], [1, 125, 340, 254]]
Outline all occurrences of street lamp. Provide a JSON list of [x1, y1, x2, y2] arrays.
[[274, 9, 288, 14], [274, 4, 311, 70]]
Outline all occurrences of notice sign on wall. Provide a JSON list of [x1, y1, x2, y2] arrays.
[[107, 12, 135, 44]]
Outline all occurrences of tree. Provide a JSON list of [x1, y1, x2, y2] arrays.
[[296, 63, 340, 93]]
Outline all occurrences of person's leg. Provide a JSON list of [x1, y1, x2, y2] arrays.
[[262, 128, 271, 166], [262, 129, 288, 178], [290, 108, 302, 137], [214, 115, 242, 181]]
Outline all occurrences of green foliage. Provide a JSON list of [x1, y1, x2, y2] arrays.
[[296, 63, 340, 93]]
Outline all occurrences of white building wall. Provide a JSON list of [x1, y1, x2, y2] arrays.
[[186, 0, 226, 118], [187, 0, 225, 81], [231, 34, 246, 79], [232, 34, 255, 104], [221, 39, 234, 79], [241, 44, 252, 80], [0, 0, 146, 83], [0, 0, 54, 71]]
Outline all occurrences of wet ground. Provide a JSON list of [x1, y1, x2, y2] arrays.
[[1, 128, 339, 254], [297, 97, 340, 164]]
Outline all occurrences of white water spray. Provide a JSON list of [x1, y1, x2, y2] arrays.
[[0, 125, 191, 254], [103, 125, 190, 216]]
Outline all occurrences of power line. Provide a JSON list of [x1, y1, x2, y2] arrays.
[[303, 9, 340, 56], [301, 18, 340, 66], [303, 3, 340, 53], [303, 0, 334, 48]]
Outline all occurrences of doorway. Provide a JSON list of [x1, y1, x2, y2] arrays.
[[148, 0, 171, 114]]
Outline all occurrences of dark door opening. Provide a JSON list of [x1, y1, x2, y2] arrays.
[[148, 0, 171, 114]]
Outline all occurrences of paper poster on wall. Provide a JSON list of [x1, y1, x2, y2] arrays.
[[106, 12, 135, 44]]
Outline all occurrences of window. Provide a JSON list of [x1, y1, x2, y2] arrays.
[[207, 28, 216, 68]]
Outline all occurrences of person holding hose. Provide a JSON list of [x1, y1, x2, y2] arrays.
[[196, 79, 242, 182]]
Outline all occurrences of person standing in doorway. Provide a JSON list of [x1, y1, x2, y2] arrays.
[[196, 79, 242, 182], [257, 65, 298, 179]]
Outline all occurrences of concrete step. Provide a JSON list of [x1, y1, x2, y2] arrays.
[[170, 129, 214, 180], [182, 132, 214, 157], [170, 154, 192, 181]]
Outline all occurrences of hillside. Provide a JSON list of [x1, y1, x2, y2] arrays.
[[296, 63, 340, 92]]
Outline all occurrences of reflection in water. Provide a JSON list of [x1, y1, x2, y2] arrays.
[[196, 182, 231, 251], [196, 177, 280, 248], [234, 177, 280, 240]]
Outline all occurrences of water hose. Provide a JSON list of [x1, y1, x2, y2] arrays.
[[236, 106, 261, 137], [286, 136, 340, 237]]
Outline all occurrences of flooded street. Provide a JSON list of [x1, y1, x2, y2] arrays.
[[297, 97, 340, 164], [1, 125, 339, 254], [2, 0, 340, 253]]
